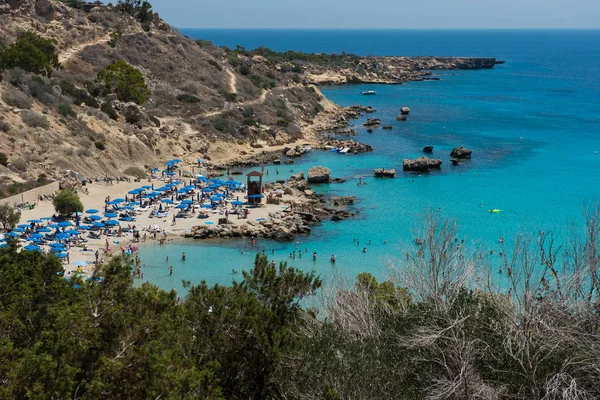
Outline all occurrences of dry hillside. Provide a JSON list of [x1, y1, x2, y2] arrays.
[[0, 0, 336, 190]]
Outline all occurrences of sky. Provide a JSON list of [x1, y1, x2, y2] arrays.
[[149, 0, 600, 29]]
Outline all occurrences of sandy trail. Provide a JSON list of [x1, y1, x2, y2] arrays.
[[59, 34, 111, 64]]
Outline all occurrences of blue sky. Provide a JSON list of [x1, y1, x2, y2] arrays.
[[149, 0, 600, 29]]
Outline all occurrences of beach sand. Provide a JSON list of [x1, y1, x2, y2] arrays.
[[16, 176, 301, 277]]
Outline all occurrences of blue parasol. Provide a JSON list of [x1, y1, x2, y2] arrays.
[[86, 209, 99, 214], [104, 220, 119, 226]]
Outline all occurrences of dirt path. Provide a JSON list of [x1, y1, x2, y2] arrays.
[[59, 34, 111, 64], [226, 69, 237, 94]]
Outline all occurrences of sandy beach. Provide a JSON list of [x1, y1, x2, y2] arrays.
[[13, 171, 303, 277]]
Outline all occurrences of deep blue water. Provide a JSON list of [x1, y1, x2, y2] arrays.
[[139, 30, 600, 293]]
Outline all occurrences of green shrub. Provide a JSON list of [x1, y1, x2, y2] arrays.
[[52, 189, 83, 216], [196, 39, 214, 48], [292, 64, 303, 73], [101, 101, 119, 120], [109, 31, 122, 48], [97, 60, 150, 104], [149, 115, 160, 127], [176, 93, 201, 103], [238, 65, 251, 76], [207, 59, 222, 71], [21, 110, 49, 128], [242, 105, 254, 118], [211, 116, 236, 134], [2, 89, 32, 109], [0, 31, 60, 77], [123, 166, 147, 179], [58, 103, 76, 118], [94, 141, 105, 150], [0, 120, 9, 132], [0, 152, 8, 166], [59, 80, 99, 108], [9, 157, 27, 172]]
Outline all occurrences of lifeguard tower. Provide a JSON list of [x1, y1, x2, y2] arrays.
[[246, 171, 263, 205]]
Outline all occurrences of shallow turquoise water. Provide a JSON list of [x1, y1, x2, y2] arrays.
[[139, 30, 600, 293]]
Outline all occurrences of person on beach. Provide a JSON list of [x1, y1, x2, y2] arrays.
[[95, 250, 99, 264]]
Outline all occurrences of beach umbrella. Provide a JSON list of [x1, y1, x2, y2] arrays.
[[40, 217, 53, 221], [113, 198, 126, 203], [248, 194, 265, 199], [92, 222, 105, 228], [47, 223, 59, 228], [182, 199, 194, 204], [65, 229, 80, 235], [210, 196, 221, 202], [175, 204, 187, 209], [23, 244, 41, 251], [128, 189, 142, 195], [202, 188, 213, 193], [56, 233, 71, 239], [89, 215, 102, 221], [214, 193, 226, 198], [56, 252, 68, 258], [172, 158, 182, 163], [36, 227, 51, 232], [78, 225, 91, 230], [29, 233, 43, 239], [128, 201, 140, 206], [18, 224, 31, 228], [86, 209, 99, 214], [119, 205, 135, 210], [105, 220, 119, 226], [58, 221, 72, 227], [165, 171, 175, 176], [5, 232, 20, 238], [150, 167, 159, 172], [107, 200, 121, 205], [104, 213, 118, 218], [141, 185, 153, 189], [201, 204, 213, 209], [49, 242, 66, 248], [120, 217, 135, 222], [161, 199, 173, 204], [232, 200, 244, 206], [13, 227, 26, 232], [27, 219, 43, 223]]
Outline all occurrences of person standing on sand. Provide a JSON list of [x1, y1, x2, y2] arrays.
[[95, 249, 99, 264]]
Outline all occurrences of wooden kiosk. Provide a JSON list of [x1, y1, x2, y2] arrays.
[[246, 171, 264, 205]]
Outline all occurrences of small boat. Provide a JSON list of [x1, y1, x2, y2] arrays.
[[339, 147, 350, 154], [361, 90, 376, 95], [373, 168, 395, 178], [302, 143, 312, 152]]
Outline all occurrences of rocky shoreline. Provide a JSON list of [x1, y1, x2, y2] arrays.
[[184, 173, 358, 242]]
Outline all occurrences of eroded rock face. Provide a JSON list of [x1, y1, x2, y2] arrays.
[[403, 156, 442, 171], [307, 166, 331, 184], [450, 147, 472, 159]]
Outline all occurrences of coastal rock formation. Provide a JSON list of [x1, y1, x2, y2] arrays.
[[307, 166, 331, 183], [400, 107, 411, 115], [374, 168, 396, 177], [403, 156, 443, 172], [451, 147, 472, 159], [423, 146, 434, 153], [396, 114, 408, 121], [363, 118, 381, 128], [284, 145, 306, 158], [319, 138, 373, 154], [382, 125, 392, 130]]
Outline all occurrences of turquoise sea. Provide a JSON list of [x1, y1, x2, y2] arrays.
[[139, 30, 600, 293]]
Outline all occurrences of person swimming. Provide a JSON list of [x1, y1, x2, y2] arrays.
[[181, 252, 186, 261], [313, 252, 317, 261], [330, 255, 336, 263]]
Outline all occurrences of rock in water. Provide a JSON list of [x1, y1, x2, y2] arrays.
[[450, 147, 472, 159], [400, 107, 411, 115], [396, 114, 407, 121], [307, 166, 331, 183], [423, 145, 434, 153], [403, 156, 443, 171]]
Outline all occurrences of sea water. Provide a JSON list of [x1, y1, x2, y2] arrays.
[[138, 30, 600, 293]]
